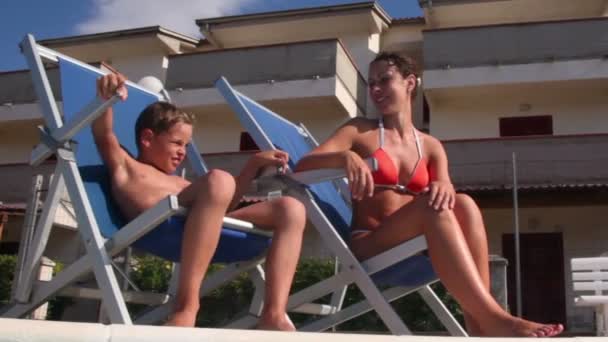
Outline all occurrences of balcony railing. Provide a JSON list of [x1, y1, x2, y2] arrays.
[[445, 134, 608, 189], [424, 17, 608, 70], [165, 39, 367, 106], [0, 68, 61, 106]]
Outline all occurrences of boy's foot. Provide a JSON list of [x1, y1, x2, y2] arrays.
[[165, 310, 197, 327], [256, 313, 296, 331]]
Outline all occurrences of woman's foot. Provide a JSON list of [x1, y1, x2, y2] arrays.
[[482, 315, 564, 337]]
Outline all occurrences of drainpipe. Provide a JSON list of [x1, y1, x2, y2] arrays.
[[0, 212, 7, 242]]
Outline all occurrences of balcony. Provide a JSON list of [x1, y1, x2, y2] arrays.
[[445, 134, 608, 190], [0, 68, 61, 122], [165, 39, 367, 120], [419, 0, 608, 28], [423, 18, 608, 95]]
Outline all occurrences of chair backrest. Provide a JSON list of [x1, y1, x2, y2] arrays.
[[215, 77, 353, 240], [58, 57, 160, 238], [572, 257, 608, 296]]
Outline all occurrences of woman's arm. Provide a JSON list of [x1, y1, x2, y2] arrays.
[[294, 121, 357, 171], [426, 135, 456, 210], [295, 118, 374, 200]]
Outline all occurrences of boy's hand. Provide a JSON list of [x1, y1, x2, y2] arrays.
[[96, 72, 128, 101], [250, 150, 289, 173]]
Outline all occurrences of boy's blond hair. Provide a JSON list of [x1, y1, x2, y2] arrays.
[[134, 102, 195, 151]]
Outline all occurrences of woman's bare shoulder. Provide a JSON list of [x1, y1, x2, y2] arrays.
[[343, 117, 378, 132], [418, 131, 445, 153]]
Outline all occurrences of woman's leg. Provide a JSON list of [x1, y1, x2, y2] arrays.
[[452, 193, 490, 336], [350, 194, 562, 337], [229, 196, 306, 331]]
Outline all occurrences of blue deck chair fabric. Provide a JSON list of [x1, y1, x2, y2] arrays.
[[59, 59, 270, 263], [226, 91, 436, 288]]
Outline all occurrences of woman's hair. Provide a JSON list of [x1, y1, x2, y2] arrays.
[[371, 52, 420, 99], [135, 101, 195, 150]]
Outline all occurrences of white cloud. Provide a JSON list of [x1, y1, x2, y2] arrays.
[[75, 0, 261, 37]]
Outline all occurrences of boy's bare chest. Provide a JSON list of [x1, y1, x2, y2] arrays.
[[112, 164, 190, 218]]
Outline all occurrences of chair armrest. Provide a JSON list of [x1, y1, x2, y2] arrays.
[[249, 158, 377, 196], [175, 206, 272, 238], [361, 235, 428, 275], [575, 295, 608, 306], [290, 158, 377, 185], [31, 95, 121, 166]]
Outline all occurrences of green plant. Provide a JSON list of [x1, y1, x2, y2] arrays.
[[0, 254, 17, 305], [1, 254, 464, 332]]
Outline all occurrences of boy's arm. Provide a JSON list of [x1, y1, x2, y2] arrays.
[[228, 150, 288, 211], [92, 73, 129, 173]]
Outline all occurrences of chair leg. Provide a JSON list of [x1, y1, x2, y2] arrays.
[[62, 155, 132, 324], [597, 304, 608, 336], [224, 265, 266, 329], [418, 285, 468, 336], [301, 195, 411, 335], [248, 265, 266, 317]]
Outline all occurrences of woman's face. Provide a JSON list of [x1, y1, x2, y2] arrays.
[[368, 60, 416, 116]]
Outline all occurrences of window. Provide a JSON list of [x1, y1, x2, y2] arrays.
[[499, 115, 553, 137]]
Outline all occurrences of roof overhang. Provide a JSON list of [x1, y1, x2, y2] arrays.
[[38, 26, 199, 60], [195, 2, 391, 48]]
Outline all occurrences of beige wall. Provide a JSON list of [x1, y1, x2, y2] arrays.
[[429, 86, 608, 139], [340, 32, 380, 78], [340, 32, 379, 116], [189, 106, 347, 154], [424, 0, 607, 29], [382, 25, 423, 53], [111, 54, 168, 84], [0, 120, 42, 164], [483, 205, 608, 333]]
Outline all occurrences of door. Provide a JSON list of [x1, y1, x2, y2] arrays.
[[502, 233, 566, 325]]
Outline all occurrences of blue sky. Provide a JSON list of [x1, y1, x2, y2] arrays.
[[0, 0, 422, 72]]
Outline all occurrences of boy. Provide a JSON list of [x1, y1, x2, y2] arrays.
[[94, 73, 305, 330]]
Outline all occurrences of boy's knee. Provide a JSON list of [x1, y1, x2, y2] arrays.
[[203, 169, 235, 201], [272, 197, 306, 226]]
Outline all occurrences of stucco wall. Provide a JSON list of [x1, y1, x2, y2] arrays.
[[483, 205, 608, 333]]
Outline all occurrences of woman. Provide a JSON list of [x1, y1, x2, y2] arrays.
[[295, 53, 563, 337]]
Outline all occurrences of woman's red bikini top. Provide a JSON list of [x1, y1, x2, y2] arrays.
[[371, 119, 429, 194]]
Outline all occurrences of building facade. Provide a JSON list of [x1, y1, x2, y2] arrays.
[[0, 0, 607, 333]]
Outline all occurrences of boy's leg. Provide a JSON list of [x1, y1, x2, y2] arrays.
[[228, 196, 306, 331], [167, 169, 236, 327]]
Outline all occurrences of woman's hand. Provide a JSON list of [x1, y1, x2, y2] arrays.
[[250, 150, 289, 174], [427, 180, 455, 211], [343, 150, 374, 201], [96, 72, 127, 101]]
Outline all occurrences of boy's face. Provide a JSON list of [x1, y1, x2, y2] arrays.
[[140, 122, 193, 174]]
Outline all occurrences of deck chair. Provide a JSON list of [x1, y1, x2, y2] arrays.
[[215, 76, 467, 336], [571, 256, 608, 336], [1, 35, 273, 325]]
